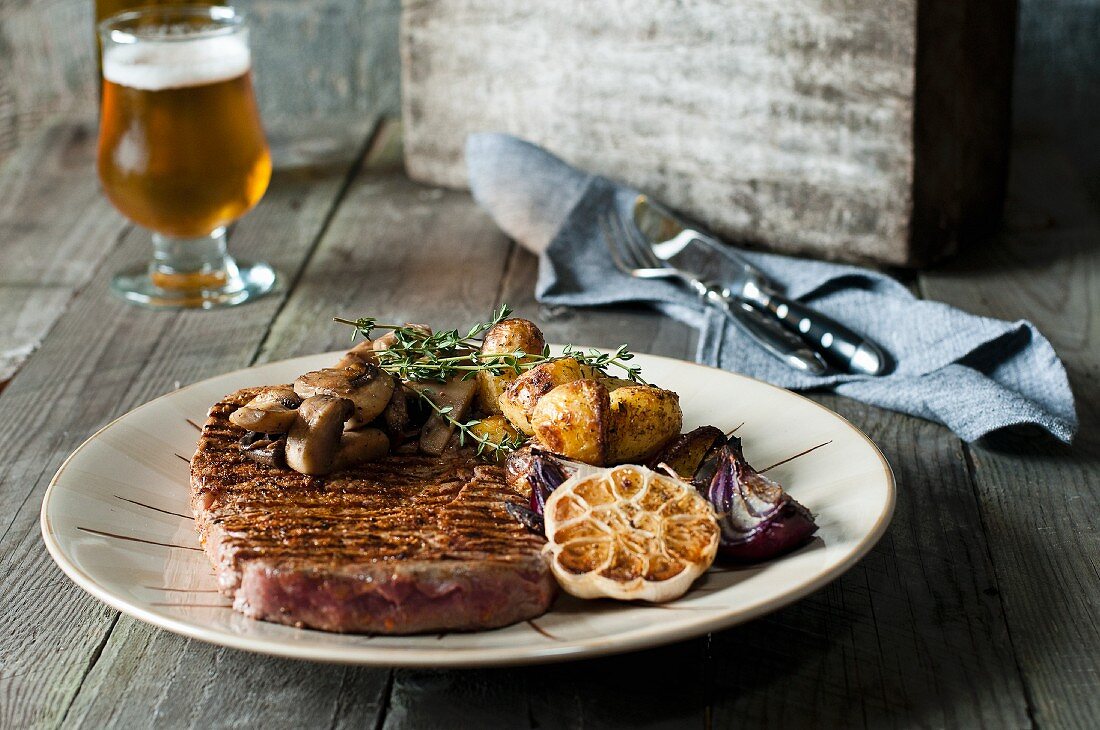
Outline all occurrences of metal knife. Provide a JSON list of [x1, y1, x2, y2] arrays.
[[708, 292, 831, 375], [632, 196, 891, 376]]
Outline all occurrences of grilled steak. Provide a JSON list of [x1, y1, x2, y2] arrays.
[[190, 386, 556, 634]]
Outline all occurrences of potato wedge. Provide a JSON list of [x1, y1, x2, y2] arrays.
[[530, 379, 611, 465], [607, 386, 683, 464], [477, 318, 546, 414], [498, 357, 586, 435], [469, 415, 522, 459]]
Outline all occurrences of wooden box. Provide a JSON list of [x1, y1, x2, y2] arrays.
[[400, 0, 1016, 267]]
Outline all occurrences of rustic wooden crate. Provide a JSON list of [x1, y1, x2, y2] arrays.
[[400, 0, 1016, 267]]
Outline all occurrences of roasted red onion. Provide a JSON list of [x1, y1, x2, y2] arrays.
[[705, 437, 817, 562], [505, 448, 599, 516], [504, 502, 545, 535], [527, 451, 568, 514], [503, 449, 591, 534], [506, 437, 816, 561], [648, 425, 726, 488]]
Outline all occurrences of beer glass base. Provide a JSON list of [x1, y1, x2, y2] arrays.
[[110, 259, 279, 310]]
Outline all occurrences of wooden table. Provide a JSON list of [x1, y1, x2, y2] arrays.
[[0, 115, 1096, 729]]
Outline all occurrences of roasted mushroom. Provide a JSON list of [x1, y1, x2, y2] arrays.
[[295, 361, 395, 424], [333, 339, 379, 369], [285, 395, 354, 475], [334, 427, 390, 470], [238, 431, 287, 468], [413, 376, 479, 455], [381, 386, 410, 437], [228, 386, 301, 433], [373, 323, 432, 351]]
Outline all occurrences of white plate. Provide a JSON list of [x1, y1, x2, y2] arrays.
[[41, 349, 893, 667]]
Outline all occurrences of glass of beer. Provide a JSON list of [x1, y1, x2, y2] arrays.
[[97, 6, 276, 308]]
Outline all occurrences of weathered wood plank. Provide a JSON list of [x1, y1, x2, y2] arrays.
[[64, 618, 389, 728], [0, 118, 126, 386], [384, 639, 708, 730], [237, 0, 402, 121], [1013, 0, 1100, 207], [254, 118, 517, 364], [920, 139, 1100, 728], [0, 0, 97, 164], [709, 397, 1030, 728], [0, 116, 375, 730]]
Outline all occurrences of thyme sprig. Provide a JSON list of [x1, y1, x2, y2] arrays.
[[331, 305, 650, 457], [418, 388, 527, 458], [332, 305, 648, 385]]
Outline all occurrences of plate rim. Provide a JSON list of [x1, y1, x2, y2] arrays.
[[40, 348, 895, 667]]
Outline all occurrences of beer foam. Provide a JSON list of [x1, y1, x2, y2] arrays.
[[103, 34, 251, 91]]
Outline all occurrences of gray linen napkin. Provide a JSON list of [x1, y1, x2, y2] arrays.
[[466, 133, 1077, 443]]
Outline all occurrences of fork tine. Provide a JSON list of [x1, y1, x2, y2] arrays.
[[616, 207, 664, 269], [608, 208, 648, 269], [600, 213, 633, 274]]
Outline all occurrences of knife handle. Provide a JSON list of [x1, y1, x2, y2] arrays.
[[748, 289, 891, 376], [704, 290, 829, 376]]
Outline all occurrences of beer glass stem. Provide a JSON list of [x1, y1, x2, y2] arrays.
[[150, 227, 236, 292], [110, 227, 276, 309]]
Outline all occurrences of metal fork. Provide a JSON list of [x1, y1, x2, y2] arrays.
[[601, 209, 829, 375], [602, 211, 710, 297]]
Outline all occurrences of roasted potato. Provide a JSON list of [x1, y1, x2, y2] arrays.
[[477, 318, 546, 414], [607, 385, 683, 464], [469, 415, 521, 458], [598, 376, 637, 392], [498, 357, 587, 435], [530, 379, 611, 465]]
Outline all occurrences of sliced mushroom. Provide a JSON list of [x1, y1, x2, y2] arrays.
[[334, 339, 379, 369], [294, 361, 395, 424], [228, 386, 301, 433], [285, 395, 354, 475], [381, 385, 410, 437], [411, 376, 479, 455], [334, 427, 390, 470], [373, 323, 432, 351], [238, 431, 287, 469]]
